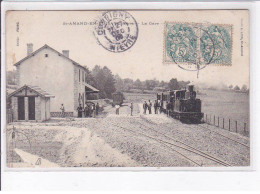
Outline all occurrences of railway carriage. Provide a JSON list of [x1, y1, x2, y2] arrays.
[[112, 92, 124, 106], [157, 85, 203, 123]]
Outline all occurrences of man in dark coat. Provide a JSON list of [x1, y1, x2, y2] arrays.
[[84, 104, 89, 117], [154, 100, 158, 114], [160, 100, 163, 114], [96, 103, 100, 115], [130, 102, 134, 116], [77, 104, 83, 118], [166, 101, 171, 117], [148, 100, 152, 114], [60, 104, 65, 118], [143, 101, 147, 114]]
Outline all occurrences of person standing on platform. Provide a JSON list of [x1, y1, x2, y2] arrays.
[[115, 104, 120, 115], [130, 102, 134, 116], [154, 100, 158, 114], [89, 104, 93, 117], [60, 104, 65, 118], [166, 101, 171, 117], [148, 100, 152, 114], [143, 101, 147, 114], [92, 104, 96, 118], [160, 100, 163, 114], [84, 104, 89, 117], [96, 103, 100, 115], [77, 104, 83, 118]]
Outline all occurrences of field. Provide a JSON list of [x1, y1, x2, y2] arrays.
[[197, 90, 249, 122]]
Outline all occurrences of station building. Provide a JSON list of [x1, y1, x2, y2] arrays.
[[13, 44, 99, 117]]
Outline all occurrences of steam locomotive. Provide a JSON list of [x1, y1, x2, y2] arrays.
[[157, 85, 203, 123]]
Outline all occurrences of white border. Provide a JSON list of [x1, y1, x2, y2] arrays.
[[1, 1, 260, 190]]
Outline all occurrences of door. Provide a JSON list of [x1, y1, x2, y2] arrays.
[[18, 97, 25, 120], [28, 97, 35, 120]]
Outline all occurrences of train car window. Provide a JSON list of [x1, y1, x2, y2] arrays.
[[170, 97, 174, 102]]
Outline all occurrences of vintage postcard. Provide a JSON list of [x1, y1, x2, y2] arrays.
[[4, 10, 249, 168]]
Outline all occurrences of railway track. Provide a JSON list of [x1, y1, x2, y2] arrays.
[[199, 124, 250, 148], [109, 120, 231, 167], [139, 115, 250, 161], [140, 114, 249, 149]]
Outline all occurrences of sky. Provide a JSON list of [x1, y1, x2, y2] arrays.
[[6, 10, 249, 87]]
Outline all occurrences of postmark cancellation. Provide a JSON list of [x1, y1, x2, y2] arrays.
[[94, 11, 138, 53]]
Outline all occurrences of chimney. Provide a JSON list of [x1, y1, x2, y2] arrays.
[[27, 43, 33, 56], [62, 50, 69, 58]]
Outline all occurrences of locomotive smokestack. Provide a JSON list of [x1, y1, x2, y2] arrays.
[[188, 85, 194, 92]]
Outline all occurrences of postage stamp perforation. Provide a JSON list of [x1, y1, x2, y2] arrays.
[[163, 21, 233, 69]]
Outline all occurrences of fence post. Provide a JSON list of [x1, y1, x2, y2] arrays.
[[223, 118, 224, 129], [229, 119, 230, 131], [218, 117, 219, 127], [235, 121, 237, 133], [214, 115, 215, 126], [206, 114, 207, 123], [244, 123, 246, 133]]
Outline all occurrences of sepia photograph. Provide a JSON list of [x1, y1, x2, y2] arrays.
[[4, 10, 250, 169]]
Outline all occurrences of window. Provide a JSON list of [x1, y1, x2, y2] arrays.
[[45, 54, 48, 57], [82, 71, 84, 82], [79, 69, 80, 82]]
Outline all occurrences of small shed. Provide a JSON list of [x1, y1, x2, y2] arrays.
[[8, 85, 54, 122]]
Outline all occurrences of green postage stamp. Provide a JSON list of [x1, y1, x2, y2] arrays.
[[164, 22, 232, 66]]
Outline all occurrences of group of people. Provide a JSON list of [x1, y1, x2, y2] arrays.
[[77, 103, 100, 118], [60, 103, 100, 118], [60, 100, 170, 118], [143, 100, 163, 115], [115, 102, 134, 116]]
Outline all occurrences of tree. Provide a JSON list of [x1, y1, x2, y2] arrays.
[[102, 66, 116, 98], [114, 74, 124, 92], [84, 66, 96, 87], [241, 84, 248, 92], [123, 78, 134, 91], [145, 79, 158, 90], [159, 81, 165, 87], [92, 66, 106, 98], [134, 79, 142, 89], [233, 85, 240, 91], [90, 66, 117, 98], [168, 78, 179, 90], [92, 65, 102, 78], [228, 84, 233, 90], [178, 81, 190, 89]]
